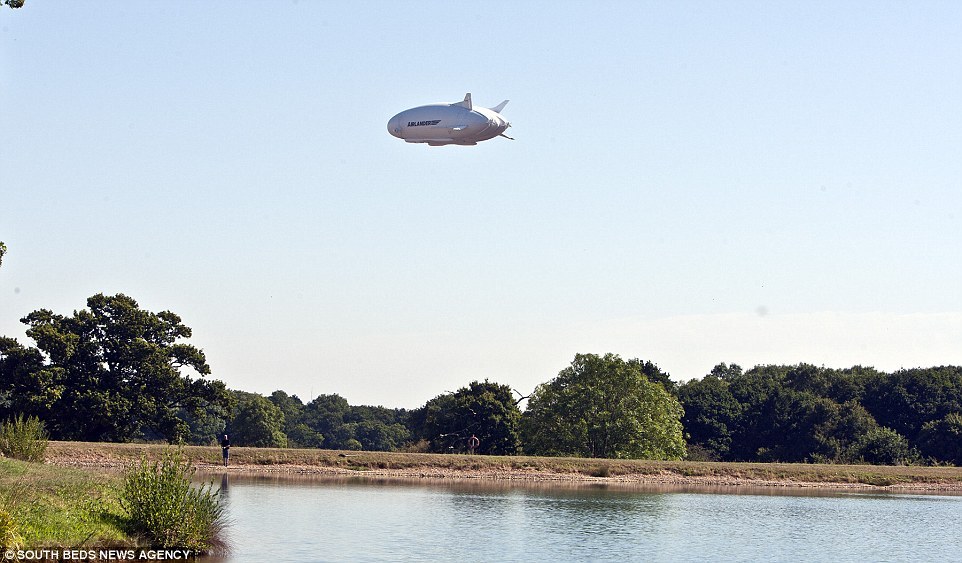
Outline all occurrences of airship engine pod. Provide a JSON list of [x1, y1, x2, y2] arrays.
[[388, 93, 512, 146]]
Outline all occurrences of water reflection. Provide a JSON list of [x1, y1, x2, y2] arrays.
[[201, 475, 962, 562], [196, 470, 957, 498]]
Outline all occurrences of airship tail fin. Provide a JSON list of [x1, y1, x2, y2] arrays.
[[453, 93, 472, 110], [490, 100, 509, 113]]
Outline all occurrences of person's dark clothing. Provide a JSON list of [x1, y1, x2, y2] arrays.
[[221, 436, 230, 466]]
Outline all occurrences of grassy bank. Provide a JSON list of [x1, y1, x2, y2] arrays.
[[46, 441, 962, 489], [0, 457, 129, 548]]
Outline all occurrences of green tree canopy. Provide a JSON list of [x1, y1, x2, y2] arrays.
[[267, 392, 412, 451], [179, 398, 230, 446], [861, 367, 962, 440], [678, 364, 742, 459], [413, 380, 522, 455], [521, 353, 686, 460], [675, 363, 962, 464], [229, 392, 287, 447], [0, 336, 65, 422], [706, 364, 888, 463], [347, 419, 411, 451], [917, 412, 962, 465], [9, 293, 231, 442], [849, 426, 918, 465], [302, 393, 351, 449], [266, 390, 319, 447]]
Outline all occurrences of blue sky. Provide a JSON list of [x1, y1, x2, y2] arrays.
[[2, 1, 960, 408]]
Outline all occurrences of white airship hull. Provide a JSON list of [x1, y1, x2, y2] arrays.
[[388, 94, 511, 146]]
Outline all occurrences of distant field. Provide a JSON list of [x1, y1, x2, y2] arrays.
[[45, 441, 962, 490]]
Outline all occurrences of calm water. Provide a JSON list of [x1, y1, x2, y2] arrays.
[[204, 474, 962, 562]]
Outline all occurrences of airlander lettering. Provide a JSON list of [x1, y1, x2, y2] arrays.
[[388, 93, 513, 146]]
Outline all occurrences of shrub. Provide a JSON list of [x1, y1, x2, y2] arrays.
[[121, 449, 226, 552], [850, 427, 919, 466], [589, 465, 611, 478], [398, 439, 431, 453], [0, 414, 49, 462], [684, 443, 721, 462]]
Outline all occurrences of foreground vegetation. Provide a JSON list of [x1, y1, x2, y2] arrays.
[[46, 441, 962, 489], [0, 457, 128, 548], [0, 414, 48, 462], [0, 450, 226, 552], [122, 450, 226, 551]]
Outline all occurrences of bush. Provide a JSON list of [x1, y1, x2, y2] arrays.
[[850, 427, 919, 465], [0, 414, 49, 462], [398, 438, 431, 453], [684, 443, 721, 462], [121, 449, 226, 552]]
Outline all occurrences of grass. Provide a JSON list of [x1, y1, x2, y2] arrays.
[[0, 504, 23, 550], [1, 449, 228, 552], [45, 441, 962, 489], [0, 458, 128, 548]]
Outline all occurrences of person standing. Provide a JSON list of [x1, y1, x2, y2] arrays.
[[221, 434, 231, 467]]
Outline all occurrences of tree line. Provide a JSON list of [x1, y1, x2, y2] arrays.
[[679, 363, 962, 465], [1, 294, 960, 465]]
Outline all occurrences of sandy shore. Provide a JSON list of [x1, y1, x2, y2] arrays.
[[44, 442, 962, 493], [200, 463, 962, 493]]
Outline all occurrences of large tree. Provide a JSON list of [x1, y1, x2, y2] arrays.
[[10, 293, 231, 442], [0, 336, 64, 422], [917, 413, 962, 465], [678, 364, 742, 460], [521, 353, 686, 460], [302, 393, 352, 449], [677, 363, 936, 464], [413, 380, 522, 455], [272, 392, 412, 451], [230, 392, 288, 448], [268, 390, 321, 447], [861, 367, 962, 440]]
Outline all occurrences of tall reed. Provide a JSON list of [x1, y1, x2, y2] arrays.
[[0, 414, 48, 462], [121, 448, 227, 553]]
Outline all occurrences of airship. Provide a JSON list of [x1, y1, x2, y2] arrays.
[[387, 93, 513, 146]]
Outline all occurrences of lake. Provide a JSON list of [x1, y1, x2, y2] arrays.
[[203, 474, 962, 562]]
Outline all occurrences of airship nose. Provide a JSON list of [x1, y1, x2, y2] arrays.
[[388, 115, 402, 138]]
